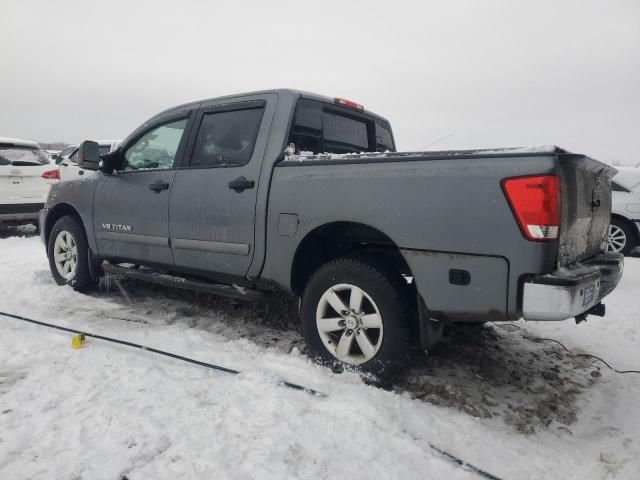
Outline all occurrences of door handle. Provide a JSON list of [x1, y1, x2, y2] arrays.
[[228, 176, 255, 193], [149, 180, 170, 192]]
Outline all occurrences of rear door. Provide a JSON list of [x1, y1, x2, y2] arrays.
[[0, 146, 51, 205], [169, 95, 275, 279], [93, 113, 194, 266]]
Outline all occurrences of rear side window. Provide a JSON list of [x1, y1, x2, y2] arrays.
[[191, 107, 264, 167], [0, 146, 50, 166], [611, 181, 629, 193], [287, 99, 395, 155]]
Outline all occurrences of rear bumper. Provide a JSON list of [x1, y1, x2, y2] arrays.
[[522, 252, 624, 321], [0, 203, 44, 223]]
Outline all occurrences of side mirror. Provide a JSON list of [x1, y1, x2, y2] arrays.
[[77, 140, 101, 171]]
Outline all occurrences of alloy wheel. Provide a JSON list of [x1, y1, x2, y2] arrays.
[[315, 283, 384, 365], [53, 230, 78, 280], [606, 224, 627, 253]]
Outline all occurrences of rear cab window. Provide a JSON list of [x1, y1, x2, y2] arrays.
[[287, 99, 395, 155]]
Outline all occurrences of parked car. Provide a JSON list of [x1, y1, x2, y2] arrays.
[[0, 137, 57, 230], [39, 89, 623, 376], [54, 144, 78, 165], [608, 167, 640, 254], [56, 140, 120, 181]]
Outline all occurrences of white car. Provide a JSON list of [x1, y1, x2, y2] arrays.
[[608, 167, 640, 254], [54, 144, 78, 165], [56, 140, 120, 181], [0, 137, 56, 229]]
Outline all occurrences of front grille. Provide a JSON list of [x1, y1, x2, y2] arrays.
[[0, 203, 44, 215]]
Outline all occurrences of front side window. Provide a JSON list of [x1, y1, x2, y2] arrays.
[[190, 107, 264, 168], [123, 118, 188, 171]]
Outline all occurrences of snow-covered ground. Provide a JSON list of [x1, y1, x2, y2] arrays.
[[1, 231, 639, 479]]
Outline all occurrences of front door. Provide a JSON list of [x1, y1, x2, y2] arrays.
[[169, 97, 273, 279], [93, 116, 191, 266]]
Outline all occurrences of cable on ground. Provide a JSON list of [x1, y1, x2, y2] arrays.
[[496, 323, 640, 375], [1, 310, 503, 479]]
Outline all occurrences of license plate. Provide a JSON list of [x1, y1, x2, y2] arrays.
[[583, 284, 595, 306]]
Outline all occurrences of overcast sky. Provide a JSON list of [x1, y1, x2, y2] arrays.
[[1, 0, 639, 164]]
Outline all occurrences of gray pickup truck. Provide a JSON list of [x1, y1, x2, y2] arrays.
[[40, 89, 623, 376]]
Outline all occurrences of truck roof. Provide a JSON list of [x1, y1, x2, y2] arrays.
[[156, 89, 391, 124]]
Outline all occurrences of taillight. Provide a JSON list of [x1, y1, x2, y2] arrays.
[[502, 174, 560, 241], [334, 98, 365, 111], [42, 169, 60, 180]]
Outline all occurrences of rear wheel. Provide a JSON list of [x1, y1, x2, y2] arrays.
[[301, 257, 411, 378], [47, 215, 96, 290], [606, 218, 638, 255]]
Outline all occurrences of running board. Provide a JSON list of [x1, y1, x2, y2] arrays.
[[102, 263, 267, 302]]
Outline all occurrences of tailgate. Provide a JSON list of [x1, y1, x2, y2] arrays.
[[557, 153, 617, 265]]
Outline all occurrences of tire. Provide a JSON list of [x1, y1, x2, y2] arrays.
[[301, 257, 411, 378], [607, 218, 638, 255], [47, 215, 95, 291]]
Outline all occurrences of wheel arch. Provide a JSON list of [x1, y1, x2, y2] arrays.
[[290, 221, 414, 297], [44, 203, 86, 247]]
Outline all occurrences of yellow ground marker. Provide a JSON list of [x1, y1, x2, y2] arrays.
[[71, 332, 86, 349]]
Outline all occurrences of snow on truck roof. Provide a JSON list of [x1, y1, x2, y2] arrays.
[[0, 137, 40, 149]]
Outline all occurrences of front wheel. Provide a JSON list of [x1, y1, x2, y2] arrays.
[[47, 215, 96, 290], [301, 257, 411, 377]]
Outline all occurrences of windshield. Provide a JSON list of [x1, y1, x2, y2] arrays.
[[98, 145, 112, 156], [0, 146, 50, 166]]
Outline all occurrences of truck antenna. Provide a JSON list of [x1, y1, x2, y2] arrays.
[[419, 133, 453, 150]]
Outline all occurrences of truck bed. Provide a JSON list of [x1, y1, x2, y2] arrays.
[[266, 146, 616, 321]]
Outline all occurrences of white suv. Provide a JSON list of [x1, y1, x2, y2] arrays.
[[608, 167, 640, 254], [0, 137, 55, 229]]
